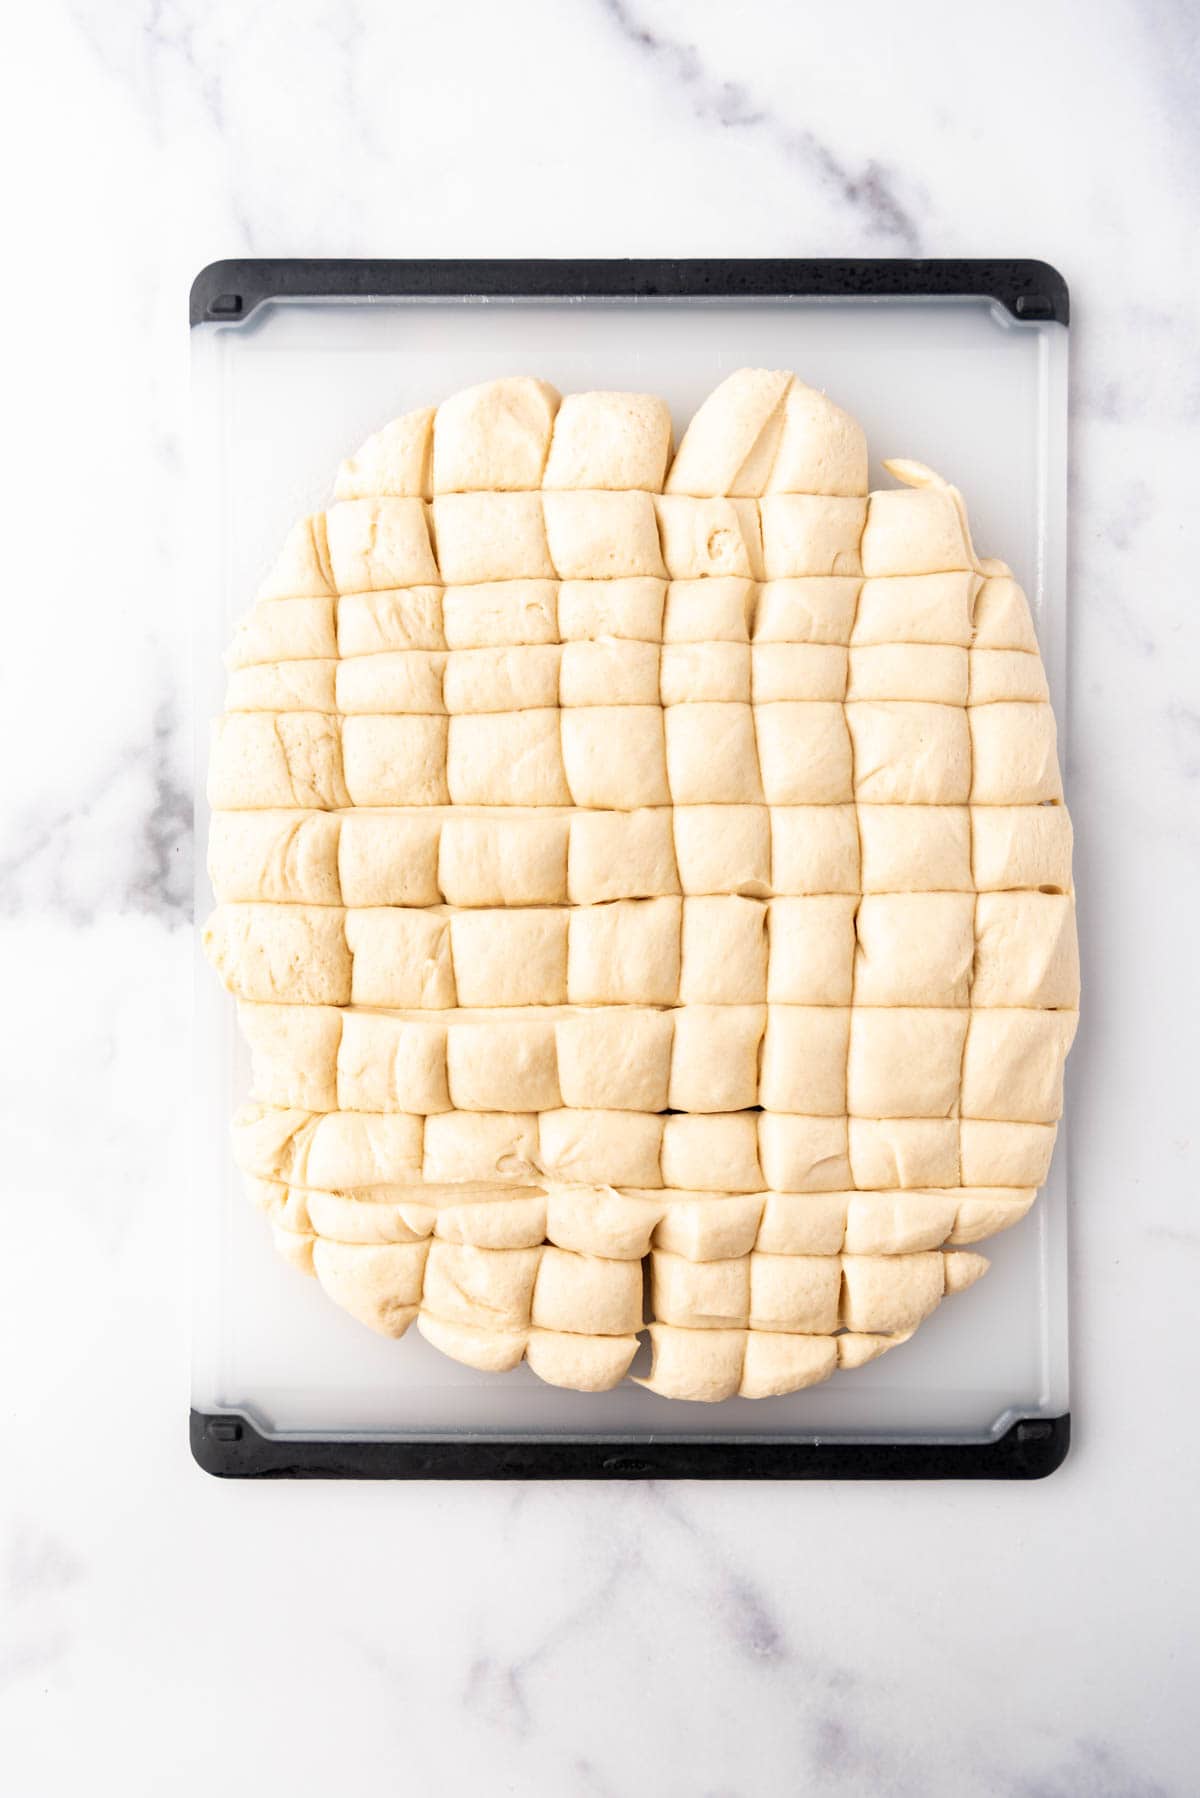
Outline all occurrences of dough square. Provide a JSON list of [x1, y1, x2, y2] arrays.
[[204, 904, 350, 1006], [555, 1009, 674, 1111], [557, 577, 666, 642], [652, 1193, 763, 1262], [225, 659, 337, 714], [654, 496, 763, 580], [857, 805, 973, 893], [763, 380, 868, 497], [845, 701, 971, 805], [310, 1238, 428, 1335], [847, 1118, 961, 1190], [346, 907, 456, 1008], [567, 809, 679, 903], [970, 804, 1073, 894], [325, 497, 437, 591], [959, 1119, 1058, 1187], [334, 407, 434, 501], [759, 495, 866, 578], [971, 892, 1080, 1008], [334, 650, 445, 716], [341, 714, 449, 807], [766, 897, 857, 1004], [660, 641, 751, 705], [664, 703, 763, 804], [423, 1240, 541, 1328], [209, 712, 348, 811], [664, 367, 791, 498], [748, 1254, 841, 1334], [546, 1187, 661, 1260], [543, 390, 672, 492], [423, 1113, 540, 1185], [769, 806, 861, 895], [538, 1109, 665, 1188], [971, 575, 1040, 651], [751, 643, 848, 702], [969, 703, 1063, 805], [446, 1020, 561, 1112], [561, 706, 670, 808], [754, 702, 853, 804], [438, 813, 569, 908], [753, 577, 860, 645], [207, 810, 343, 906], [239, 1002, 340, 1112], [651, 1251, 750, 1329], [754, 1192, 848, 1255], [860, 487, 971, 577], [229, 595, 338, 668], [679, 896, 767, 1004], [255, 516, 333, 602], [441, 581, 558, 648], [337, 589, 445, 656], [741, 1334, 840, 1398], [959, 1009, 1078, 1123], [337, 1012, 450, 1114], [758, 1006, 851, 1114], [434, 1198, 546, 1253], [525, 1329, 640, 1393], [567, 897, 682, 1006], [300, 1112, 426, 1193], [672, 805, 771, 897], [851, 572, 975, 646], [847, 643, 968, 705], [854, 893, 976, 1007], [640, 1324, 745, 1402], [418, 1310, 524, 1370], [432, 376, 558, 493], [757, 1114, 851, 1192], [448, 909, 568, 1007], [559, 639, 660, 706], [660, 1114, 763, 1192], [662, 578, 755, 644], [337, 811, 443, 907], [542, 490, 664, 580], [846, 1009, 969, 1118], [447, 710, 570, 805], [968, 649, 1049, 705], [840, 1253, 946, 1335], [531, 1248, 644, 1336], [433, 493, 554, 583], [844, 1192, 960, 1255], [668, 1005, 765, 1113], [443, 645, 562, 713]]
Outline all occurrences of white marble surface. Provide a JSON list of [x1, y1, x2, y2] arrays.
[[3, 1, 1198, 1792]]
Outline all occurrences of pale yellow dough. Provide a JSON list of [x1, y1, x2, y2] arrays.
[[205, 367, 1078, 1398]]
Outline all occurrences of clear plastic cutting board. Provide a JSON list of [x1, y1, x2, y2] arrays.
[[191, 283, 1069, 1447]]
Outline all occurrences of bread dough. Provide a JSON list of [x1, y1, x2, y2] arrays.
[[673, 805, 770, 897], [432, 378, 559, 494], [542, 391, 672, 492], [555, 1008, 673, 1111], [205, 370, 1077, 1398]]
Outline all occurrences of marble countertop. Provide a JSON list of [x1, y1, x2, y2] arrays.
[[4, 1, 1197, 1792]]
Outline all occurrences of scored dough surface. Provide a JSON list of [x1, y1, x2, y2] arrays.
[[204, 369, 1078, 1401]]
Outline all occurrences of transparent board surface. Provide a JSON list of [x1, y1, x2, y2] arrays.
[[191, 294, 1069, 1441]]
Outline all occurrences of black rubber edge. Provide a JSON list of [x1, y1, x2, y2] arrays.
[[191, 1410, 1069, 1481], [189, 258, 1068, 327]]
